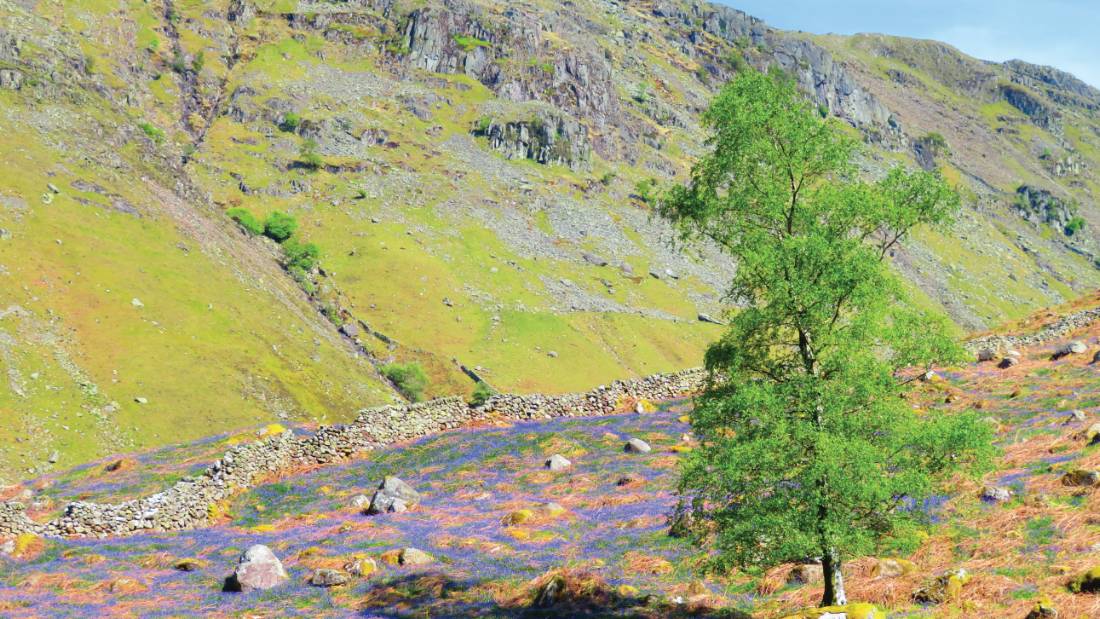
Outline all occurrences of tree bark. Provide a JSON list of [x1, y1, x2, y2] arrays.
[[821, 546, 847, 606]]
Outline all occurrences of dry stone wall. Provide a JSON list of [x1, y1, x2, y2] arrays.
[[966, 307, 1100, 355], [0, 369, 707, 539]]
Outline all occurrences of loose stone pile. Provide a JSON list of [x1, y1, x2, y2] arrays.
[[0, 368, 707, 539]]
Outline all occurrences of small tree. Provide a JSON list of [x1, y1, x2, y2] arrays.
[[470, 381, 494, 407], [226, 207, 263, 236], [282, 239, 320, 272], [381, 362, 429, 403], [263, 211, 298, 243], [662, 69, 994, 607], [299, 138, 323, 170]]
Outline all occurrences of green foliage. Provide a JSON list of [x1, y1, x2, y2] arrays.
[[724, 52, 748, 74], [382, 363, 429, 402], [453, 34, 491, 52], [298, 138, 323, 170], [263, 211, 298, 243], [170, 51, 188, 74], [280, 112, 301, 133], [923, 131, 949, 153], [226, 207, 263, 236], [634, 178, 658, 204], [599, 171, 618, 186], [282, 238, 320, 272], [191, 51, 205, 74], [470, 381, 494, 407], [663, 69, 995, 606], [632, 82, 651, 104], [138, 121, 165, 144], [1065, 215, 1086, 236], [475, 116, 492, 134]]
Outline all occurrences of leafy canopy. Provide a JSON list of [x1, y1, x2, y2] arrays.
[[662, 69, 994, 600]]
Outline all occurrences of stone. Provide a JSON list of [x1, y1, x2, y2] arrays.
[[786, 563, 823, 584], [547, 350, 558, 358], [131, 298, 144, 308], [1069, 567, 1100, 593], [872, 558, 916, 578], [1066, 410, 1087, 423], [47, 451, 59, 464], [309, 568, 350, 587], [1061, 470, 1100, 487], [0, 539, 14, 556], [634, 401, 646, 414], [344, 556, 377, 577], [367, 476, 420, 515], [1093, 350, 1100, 364], [582, 252, 608, 267], [398, 547, 433, 566], [912, 568, 970, 604], [624, 438, 651, 454], [1025, 598, 1059, 618], [134, 397, 148, 405], [173, 558, 207, 572], [225, 545, 288, 592], [350, 494, 370, 509], [976, 347, 997, 362], [339, 323, 359, 338], [697, 312, 723, 325], [545, 454, 571, 471], [1087, 423, 1100, 443], [980, 485, 1013, 503], [1052, 340, 1088, 360], [109, 577, 147, 594]]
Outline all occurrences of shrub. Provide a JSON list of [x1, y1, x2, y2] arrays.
[[634, 178, 658, 204], [280, 112, 301, 133], [453, 34, 491, 52], [170, 51, 188, 74], [1065, 215, 1086, 236], [191, 51, 205, 74], [283, 238, 320, 271], [226, 207, 263, 235], [263, 211, 298, 242], [138, 121, 165, 144], [299, 138, 323, 170], [381, 362, 429, 402], [470, 381, 494, 407]]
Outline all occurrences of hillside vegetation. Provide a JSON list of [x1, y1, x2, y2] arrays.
[[2, 0, 1100, 479]]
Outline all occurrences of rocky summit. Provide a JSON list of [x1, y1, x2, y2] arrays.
[[2, 0, 1100, 617]]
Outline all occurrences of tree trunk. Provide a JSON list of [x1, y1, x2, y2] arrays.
[[821, 547, 847, 607]]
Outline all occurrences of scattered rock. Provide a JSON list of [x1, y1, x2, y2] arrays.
[[547, 350, 558, 358], [1066, 410, 1087, 424], [109, 577, 147, 594], [976, 347, 997, 362], [344, 556, 377, 577], [697, 313, 723, 325], [616, 473, 643, 487], [545, 454, 571, 471], [382, 547, 433, 566], [871, 558, 916, 578], [47, 451, 59, 464], [339, 323, 359, 339], [1093, 350, 1100, 364], [349, 494, 370, 509], [787, 563, 823, 585], [1052, 341, 1088, 360], [1086, 422, 1100, 443], [134, 397, 148, 405], [309, 568, 350, 587], [224, 545, 288, 592], [367, 476, 421, 515], [173, 558, 207, 572], [624, 438, 651, 454], [502, 509, 536, 526], [912, 568, 970, 604], [582, 252, 608, 267], [980, 485, 1013, 503], [1025, 597, 1059, 618], [131, 298, 144, 308], [1069, 567, 1100, 593], [1061, 470, 1100, 487]]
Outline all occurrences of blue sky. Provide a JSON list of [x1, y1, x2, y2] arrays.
[[721, 1, 1100, 88]]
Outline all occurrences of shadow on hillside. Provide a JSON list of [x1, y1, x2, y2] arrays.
[[357, 571, 751, 619]]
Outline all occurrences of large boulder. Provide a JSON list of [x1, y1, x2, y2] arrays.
[[367, 476, 421, 515], [1052, 340, 1088, 360], [224, 545, 288, 592], [1061, 470, 1100, 487], [624, 438, 652, 454]]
